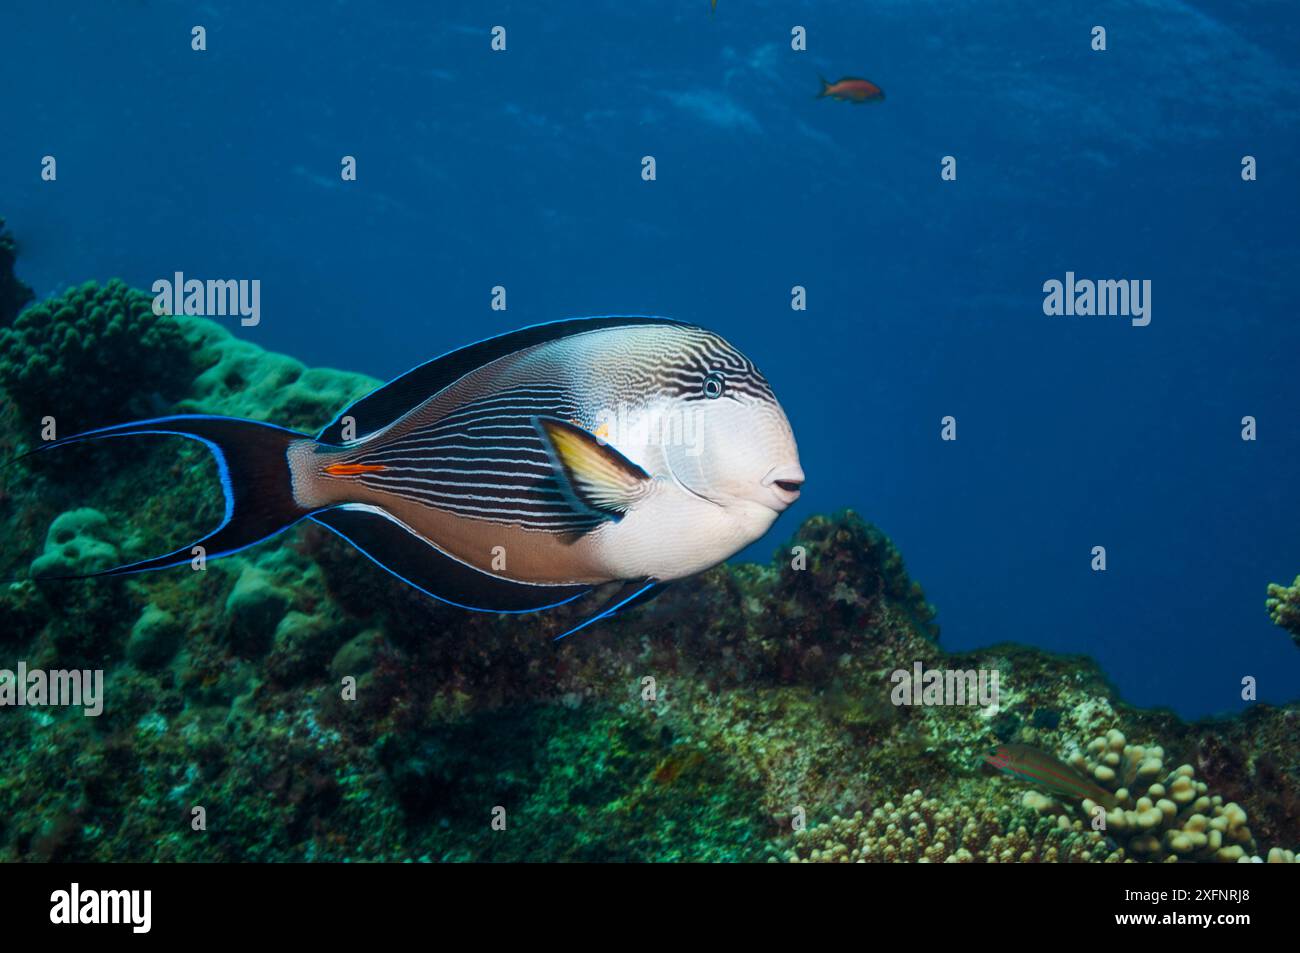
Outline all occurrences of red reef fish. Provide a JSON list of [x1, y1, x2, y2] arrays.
[[983, 743, 1118, 809], [818, 76, 884, 104]]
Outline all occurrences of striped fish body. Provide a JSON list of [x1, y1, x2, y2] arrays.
[[289, 318, 803, 602], [984, 744, 1119, 809]]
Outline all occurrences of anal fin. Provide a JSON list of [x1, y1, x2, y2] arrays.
[[312, 505, 591, 612]]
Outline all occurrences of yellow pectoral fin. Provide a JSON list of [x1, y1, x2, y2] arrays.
[[535, 417, 650, 518]]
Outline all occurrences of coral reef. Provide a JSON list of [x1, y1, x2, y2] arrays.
[[1068, 731, 1255, 861], [1266, 576, 1300, 648], [792, 732, 1299, 864], [125, 604, 183, 671], [0, 266, 1297, 862], [1026, 729, 1294, 863], [175, 318, 374, 429], [30, 508, 120, 578], [0, 216, 33, 326], [0, 279, 195, 429]]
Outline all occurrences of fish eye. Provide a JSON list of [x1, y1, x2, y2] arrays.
[[702, 371, 726, 399]]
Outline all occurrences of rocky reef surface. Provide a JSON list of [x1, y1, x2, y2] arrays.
[[0, 254, 1296, 862]]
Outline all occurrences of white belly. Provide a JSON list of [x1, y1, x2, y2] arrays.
[[586, 479, 778, 581]]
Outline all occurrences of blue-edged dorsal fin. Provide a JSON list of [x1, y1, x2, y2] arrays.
[[317, 316, 689, 445], [534, 417, 651, 520], [311, 504, 591, 612]]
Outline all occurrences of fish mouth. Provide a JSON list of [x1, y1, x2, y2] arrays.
[[761, 463, 805, 510]]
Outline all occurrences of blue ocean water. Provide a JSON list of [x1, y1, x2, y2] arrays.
[[2, 1, 1297, 718]]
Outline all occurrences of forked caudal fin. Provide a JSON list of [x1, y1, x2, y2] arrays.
[[23, 415, 313, 579]]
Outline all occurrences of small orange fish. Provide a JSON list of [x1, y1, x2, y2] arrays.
[[818, 75, 885, 104]]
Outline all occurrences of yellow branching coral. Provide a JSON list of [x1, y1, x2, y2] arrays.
[[785, 789, 1120, 863], [1266, 576, 1300, 647], [1037, 729, 1296, 863], [790, 731, 1299, 864]]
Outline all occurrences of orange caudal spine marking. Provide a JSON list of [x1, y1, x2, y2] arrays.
[[324, 463, 388, 476]]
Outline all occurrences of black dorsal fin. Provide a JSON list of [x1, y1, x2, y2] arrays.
[[317, 316, 688, 444], [311, 504, 592, 612]]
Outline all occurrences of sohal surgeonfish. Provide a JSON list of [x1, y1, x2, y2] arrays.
[[31, 317, 804, 639]]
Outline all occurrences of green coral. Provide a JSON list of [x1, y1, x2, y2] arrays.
[[126, 604, 183, 670], [1266, 576, 1300, 648], [19, 506, 134, 670], [0, 279, 196, 430], [177, 318, 375, 431], [223, 561, 294, 656], [30, 507, 120, 578]]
